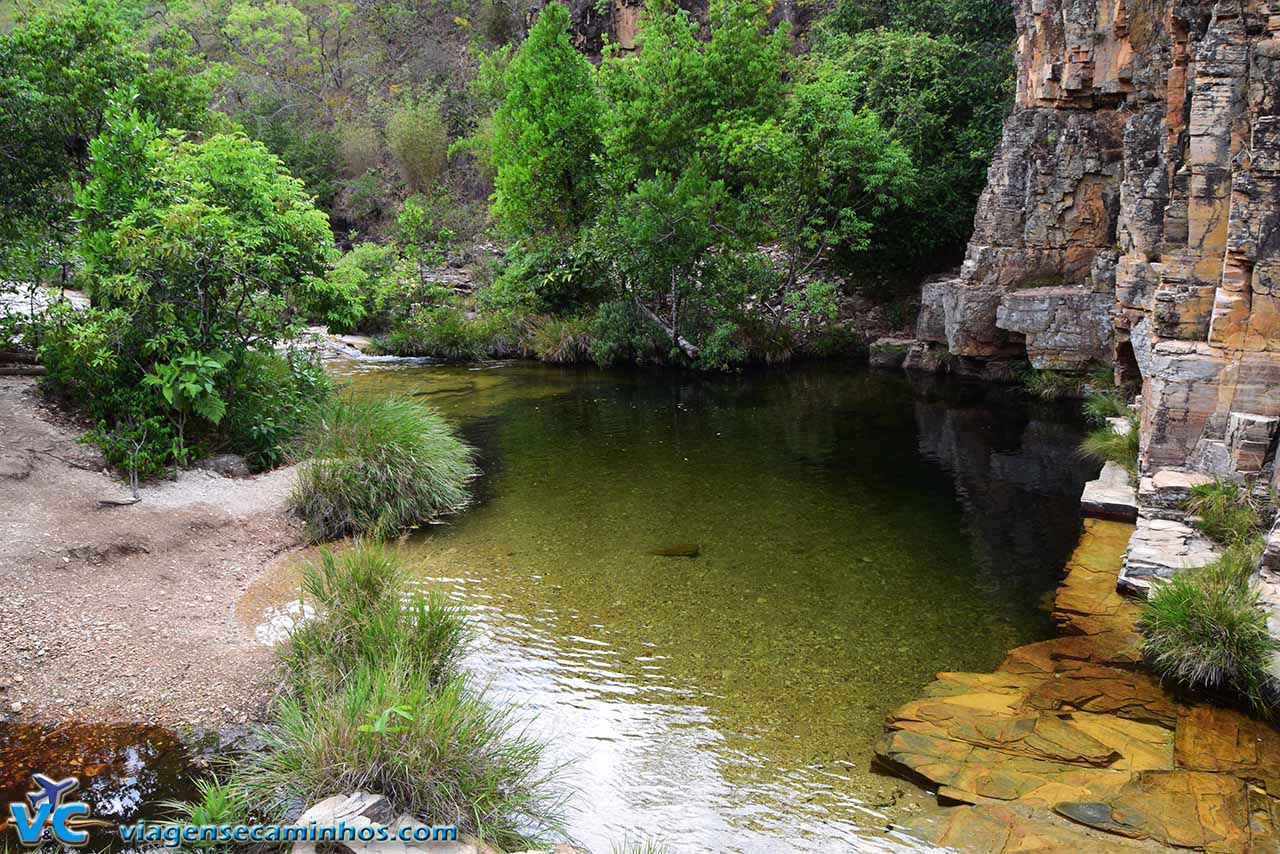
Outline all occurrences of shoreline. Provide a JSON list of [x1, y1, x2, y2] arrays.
[[0, 376, 306, 727], [876, 518, 1280, 852]]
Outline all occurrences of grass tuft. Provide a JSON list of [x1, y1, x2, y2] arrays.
[[234, 543, 564, 848], [291, 396, 478, 540], [1184, 479, 1265, 548], [1078, 414, 1140, 477], [1142, 552, 1278, 716]]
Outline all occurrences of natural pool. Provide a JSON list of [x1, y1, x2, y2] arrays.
[[283, 360, 1097, 853]]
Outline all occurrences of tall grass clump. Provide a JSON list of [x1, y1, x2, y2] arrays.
[[291, 397, 478, 540], [1142, 479, 1276, 715], [1019, 368, 1086, 400], [1079, 414, 1140, 476], [1142, 553, 1278, 715], [235, 543, 564, 848], [1082, 388, 1129, 425], [1184, 478, 1265, 547]]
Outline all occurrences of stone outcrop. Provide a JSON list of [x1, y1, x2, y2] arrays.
[[879, 519, 1280, 853], [910, 0, 1280, 491]]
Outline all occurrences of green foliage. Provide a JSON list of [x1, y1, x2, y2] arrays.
[[491, 3, 602, 237], [325, 242, 400, 333], [530, 316, 592, 363], [386, 92, 450, 194], [396, 192, 457, 290], [1184, 480, 1266, 548], [0, 0, 212, 246], [222, 350, 333, 471], [40, 99, 339, 476], [161, 777, 248, 849], [290, 396, 478, 540], [234, 543, 563, 846], [1143, 553, 1278, 716], [233, 97, 341, 209], [809, 26, 1010, 270]]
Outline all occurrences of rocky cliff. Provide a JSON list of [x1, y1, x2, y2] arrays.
[[909, 0, 1280, 494]]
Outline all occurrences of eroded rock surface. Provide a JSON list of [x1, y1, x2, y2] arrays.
[[879, 519, 1280, 853], [910, 0, 1280, 491]]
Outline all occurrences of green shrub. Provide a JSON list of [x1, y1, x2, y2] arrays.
[[234, 543, 563, 847], [386, 93, 450, 194], [1184, 480, 1265, 548], [325, 242, 401, 334], [290, 397, 478, 540], [1079, 415, 1140, 477], [222, 350, 333, 472], [1143, 560, 1279, 715]]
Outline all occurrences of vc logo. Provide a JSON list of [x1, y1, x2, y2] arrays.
[[4, 774, 114, 846]]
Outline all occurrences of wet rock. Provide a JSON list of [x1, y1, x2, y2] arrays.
[[876, 518, 1280, 852]]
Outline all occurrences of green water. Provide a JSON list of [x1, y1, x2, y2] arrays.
[[329, 360, 1095, 853]]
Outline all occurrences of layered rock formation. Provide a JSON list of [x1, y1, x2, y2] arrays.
[[909, 0, 1280, 489]]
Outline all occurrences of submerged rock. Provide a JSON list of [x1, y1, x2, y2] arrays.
[[876, 519, 1280, 852], [649, 543, 700, 558]]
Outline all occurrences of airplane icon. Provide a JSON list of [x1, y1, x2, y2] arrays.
[[26, 774, 79, 812]]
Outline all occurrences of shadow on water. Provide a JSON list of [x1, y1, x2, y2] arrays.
[[0, 723, 207, 851]]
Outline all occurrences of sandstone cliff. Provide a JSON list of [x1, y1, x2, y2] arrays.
[[910, 0, 1279, 493]]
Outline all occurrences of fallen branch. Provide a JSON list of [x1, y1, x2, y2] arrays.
[[97, 497, 142, 507], [633, 297, 700, 360], [0, 365, 46, 376]]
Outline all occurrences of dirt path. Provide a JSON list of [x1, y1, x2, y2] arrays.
[[0, 377, 306, 727]]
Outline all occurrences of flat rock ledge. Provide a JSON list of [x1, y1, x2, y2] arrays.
[[1080, 461, 1138, 522], [876, 519, 1280, 853], [288, 793, 584, 854]]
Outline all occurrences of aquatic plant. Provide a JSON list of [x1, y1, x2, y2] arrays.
[[1184, 479, 1265, 548], [1078, 414, 1140, 477], [290, 396, 478, 540], [1142, 554, 1279, 716], [235, 543, 564, 848]]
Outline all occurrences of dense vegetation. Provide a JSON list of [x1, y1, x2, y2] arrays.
[[1, 0, 1016, 395]]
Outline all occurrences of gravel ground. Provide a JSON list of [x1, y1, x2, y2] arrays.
[[0, 377, 306, 727]]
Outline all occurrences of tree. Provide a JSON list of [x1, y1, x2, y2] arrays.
[[490, 2, 602, 237], [39, 100, 342, 472], [0, 0, 211, 247]]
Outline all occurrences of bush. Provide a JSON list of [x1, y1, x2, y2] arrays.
[[290, 397, 478, 540], [324, 242, 400, 334], [1184, 480, 1265, 548], [234, 543, 563, 848], [1143, 557, 1279, 715], [1020, 368, 1086, 400], [386, 93, 450, 194], [1079, 415, 1140, 477], [222, 350, 333, 472]]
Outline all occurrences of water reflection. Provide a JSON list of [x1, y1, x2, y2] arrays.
[[255, 362, 1096, 853]]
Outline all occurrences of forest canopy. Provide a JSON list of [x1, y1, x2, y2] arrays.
[[0, 0, 1015, 454]]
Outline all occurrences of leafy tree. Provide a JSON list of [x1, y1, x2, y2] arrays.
[[0, 0, 211, 247], [814, 0, 1014, 271], [40, 100, 343, 473], [490, 2, 602, 237]]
